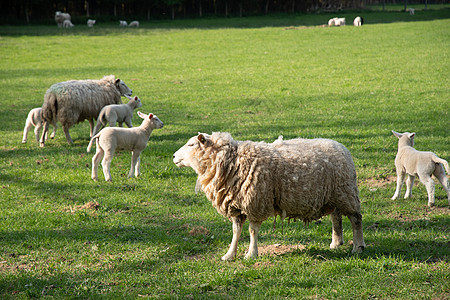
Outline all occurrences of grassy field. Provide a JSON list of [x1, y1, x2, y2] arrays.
[[1, 9, 449, 299]]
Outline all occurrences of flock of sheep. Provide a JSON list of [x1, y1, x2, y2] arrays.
[[55, 11, 139, 28]]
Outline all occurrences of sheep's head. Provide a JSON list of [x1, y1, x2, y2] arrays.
[[137, 111, 163, 130], [173, 133, 212, 169], [115, 78, 132, 97], [126, 96, 143, 109], [392, 130, 415, 147]]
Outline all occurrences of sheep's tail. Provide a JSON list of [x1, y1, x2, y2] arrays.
[[87, 133, 101, 153], [42, 92, 58, 123], [432, 156, 450, 174]]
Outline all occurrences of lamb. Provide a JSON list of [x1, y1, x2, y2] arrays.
[[22, 107, 57, 144], [353, 16, 363, 27], [119, 20, 128, 27], [55, 11, 71, 27], [87, 19, 96, 27], [40, 75, 132, 147], [87, 111, 163, 182], [328, 18, 336, 26], [391, 131, 450, 207], [335, 17, 346, 26], [128, 21, 139, 27], [92, 95, 142, 137], [173, 132, 366, 260], [408, 8, 415, 15], [63, 19, 74, 28]]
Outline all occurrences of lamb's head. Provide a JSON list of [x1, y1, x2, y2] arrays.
[[137, 111, 163, 130], [115, 78, 132, 97], [125, 95, 143, 109], [392, 130, 415, 148]]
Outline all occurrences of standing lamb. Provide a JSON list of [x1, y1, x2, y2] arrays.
[[173, 132, 366, 260], [87, 111, 163, 182], [391, 131, 450, 207], [22, 107, 57, 144], [87, 19, 96, 27], [62, 19, 74, 28], [55, 11, 71, 27], [40, 75, 132, 147], [92, 95, 142, 137], [119, 20, 128, 27], [353, 16, 364, 27], [129, 21, 139, 27]]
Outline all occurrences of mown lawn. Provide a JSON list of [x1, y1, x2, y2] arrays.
[[0, 9, 449, 299]]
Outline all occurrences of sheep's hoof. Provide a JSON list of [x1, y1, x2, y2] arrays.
[[428, 202, 435, 208], [39, 143, 45, 148], [352, 245, 365, 254], [221, 253, 236, 261], [22, 140, 26, 144]]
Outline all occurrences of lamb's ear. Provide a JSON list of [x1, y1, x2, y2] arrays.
[[392, 131, 402, 139], [134, 96, 138, 100], [115, 78, 121, 84], [198, 134, 206, 144], [137, 111, 146, 119], [408, 132, 415, 139], [148, 113, 153, 119]]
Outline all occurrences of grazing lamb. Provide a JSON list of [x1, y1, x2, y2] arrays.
[[391, 131, 450, 207], [63, 19, 74, 28], [40, 75, 132, 147], [55, 11, 71, 27], [335, 17, 346, 26], [87, 111, 163, 182], [119, 20, 128, 27], [87, 19, 96, 27], [129, 21, 139, 27], [92, 95, 142, 137], [173, 132, 366, 260], [353, 16, 363, 27], [22, 107, 57, 144]]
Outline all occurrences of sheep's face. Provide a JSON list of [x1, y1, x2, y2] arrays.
[[173, 133, 211, 169], [133, 96, 143, 108], [137, 111, 163, 130], [115, 79, 132, 97]]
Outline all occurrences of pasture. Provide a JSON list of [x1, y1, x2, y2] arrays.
[[1, 9, 449, 299]]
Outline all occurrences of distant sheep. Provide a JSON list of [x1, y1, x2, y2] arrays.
[[328, 18, 336, 26], [55, 11, 71, 28], [22, 107, 57, 144], [92, 95, 143, 137], [173, 133, 365, 260], [408, 8, 415, 15], [87, 111, 164, 182], [129, 21, 139, 27], [335, 17, 346, 26], [119, 20, 128, 27], [40, 75, 132, 147], [391, 131, 450, 207], [63, 19, 74, 28], [353, 16, 363, 27], [87, 19, 96, 27]]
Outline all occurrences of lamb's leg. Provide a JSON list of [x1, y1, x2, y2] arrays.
[[221, 215, 246, 261], [34, 123, 42, 143], [330, 209, 344, 249], [39, 121, 50, 147], [88, 119, 94, 137], [50, 122, 57, 139], [128, 151, 141, 178], [245, 221, 262, 259], [404, 175, 415, 199], [22, 119, 33, 143], [392, 171, 405, 200], [91, 144, 103, 181], [92, 122, 103, 138], [348, 212, 365, 253], [63, 124, 73, 144], [135, 156, 141, 177], [434, 164, 450, 205], [101, 150, 114, 182], [419, 174, 435, 207]]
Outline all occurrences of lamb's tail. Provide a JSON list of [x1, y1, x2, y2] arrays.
[[87, 133, 101, 153], [432, 156, 450, 174]]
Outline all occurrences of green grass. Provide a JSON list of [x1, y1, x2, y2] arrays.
[[1, 10, 450, 299]]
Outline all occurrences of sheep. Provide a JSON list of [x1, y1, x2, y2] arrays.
[[335, 17, 346, 26], [391, 131, 450, 207], [22, 107, 57, 144], [353, 16, 363, 27], [119, 20, 128, 27], [62, 19, 74, 28], [40, 75, 132, 147], [92, 95, 143, 137], [87, 111, 163, 182], [87, 19, 96, 27], [129, 21, 139, 27], [55, 11, 71, 28], [328, 18, 336, 27], [173, 132, 366, 260], [408, 8, 415, 15]]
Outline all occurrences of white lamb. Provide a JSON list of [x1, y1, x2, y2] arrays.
[[408, 8, 415, 15], [22, 108, 57, 144], [391, 131, 450, 207], [62, 19, 74, 28], [119, 20, 128, 27], [55, 11, 71, 27], [92, 95, 142, 137], [87, 19, 96, 27], [335, 17, 346, 26], [328, 18, 336, 26], [87, 111, 163, 182], [128, 21, 139, 27], [353, 16, 363, 27]]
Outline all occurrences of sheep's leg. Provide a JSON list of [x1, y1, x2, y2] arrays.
[[39, 121, 50, 147], [245, 221, 262, 259], [419, 174, 435, 207], [34, 123, 42, 143], [391, 171, 405, 200], [91, 144, 103, 181], [101, 150, 114, 182], [63, 124, 73, 144], [124, 119, 133, 128], [348, 212, 365, 253], [118, 122, 124, 127], [135, 156, 141, 177], [433, 164, 450, 205], [330, 209, 344, 249], [404, 175, 415, 199], [128, 151, 141, 178], [22, 120, 33, 143], [88, 119, 94, 137], [50, 122, 57, 139], [221, 215, 246, 261]]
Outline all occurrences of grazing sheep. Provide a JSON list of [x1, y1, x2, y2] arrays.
[[87, 111, 163, 182], [173, 132, 366, 260], [353, 16, 363, 27], [129, 21, 139, 27], [87, 19, 96, 27], [92, 95, 143, 137], [22, 107, 57, 144], [335, 17, 346, 26], [40, 75, 132, 147], [55, 11, 71, 27], [119, 20, 128, 27], [328, 18, 336, 26], [62, 19, 74, 28], [391, 131, 450, 207]]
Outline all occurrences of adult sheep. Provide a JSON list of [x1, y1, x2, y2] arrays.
[[40, 75, 132, 147], [173, 132, 366, 260], [55, 11, 71, 28]]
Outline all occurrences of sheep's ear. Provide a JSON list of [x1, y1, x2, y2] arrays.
[[148, 114, 153, 119], [408, 133, 415, 139], [134, 96, 138, 100], [115, 78, 121, 84], [392, 131, 402, 139], [198, 134, 206, 144], [137, 111, 146, 119]]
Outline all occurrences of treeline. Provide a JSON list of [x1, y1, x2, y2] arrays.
[[1, 0, 445, 23]]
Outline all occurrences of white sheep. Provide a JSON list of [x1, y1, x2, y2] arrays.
[[128, 21, 139, 27], [92, 95, 143, 137], [353, 16, 363, 27], [119, 20, 128, 27], [55, 11, 71, 28], [22, 107, 57, 144], [87, 111, 163, 182], [328, 18, 336, 26], [335, 17, 346, 26], [87, 19, 96, 27], [391, 131, 450, 207], [408, 8, 415, 15], [173, 132, 365, 260], [40, 75, 132, 147], [62, 19, 74, 28]]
